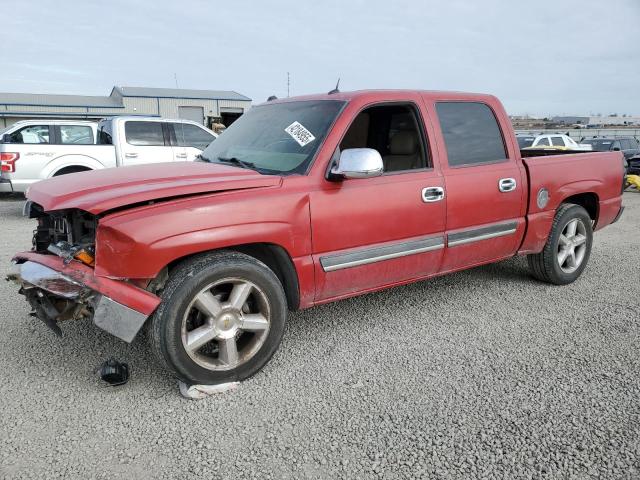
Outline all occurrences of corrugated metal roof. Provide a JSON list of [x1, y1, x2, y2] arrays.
[[114, 86, 251, 101], [0, 92, 122, 107], [0, 86, 252, 108]]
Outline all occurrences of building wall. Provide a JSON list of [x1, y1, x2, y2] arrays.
[[588, 116, 640, 126], [121, 97, 159, 116], [157, 98, 217, 120], [0, 96, 251, 128]]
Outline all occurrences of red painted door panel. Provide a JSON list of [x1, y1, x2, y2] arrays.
[[440, 162, 525, 272], [311, 170, 446, 301], [423, 97, 528, 273]]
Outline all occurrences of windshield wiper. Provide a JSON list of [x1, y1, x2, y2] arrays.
[[195, 154, 211, 163], [216, 156, 257, 170]]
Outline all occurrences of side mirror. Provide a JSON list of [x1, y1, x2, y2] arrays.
[[1, 133, 11, 143], [330, 148, 383, 179], [613, 147, 621, 151]]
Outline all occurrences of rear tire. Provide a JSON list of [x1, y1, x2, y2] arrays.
[[527, 203, 593, 285], [150, 251, 287, 384]]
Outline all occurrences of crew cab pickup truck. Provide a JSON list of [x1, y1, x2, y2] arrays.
[[9, 90, 625, 385], [0, 117, 216, 193]]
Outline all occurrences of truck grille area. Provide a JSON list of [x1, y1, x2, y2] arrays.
[[25, 201, 97, 254]]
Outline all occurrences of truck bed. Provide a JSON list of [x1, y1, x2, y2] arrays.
[[522, 150, 625, 230]]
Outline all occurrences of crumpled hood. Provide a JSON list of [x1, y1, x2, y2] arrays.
[[27, 162, 282, 214]]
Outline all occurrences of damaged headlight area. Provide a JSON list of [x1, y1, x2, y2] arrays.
[[24, 200, 97, 257], [10, 203, 161, 343]]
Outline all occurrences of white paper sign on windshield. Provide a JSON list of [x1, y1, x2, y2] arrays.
[[284, 121, 316, 147]]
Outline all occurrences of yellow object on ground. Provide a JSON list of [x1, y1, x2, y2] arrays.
[[626, 175, 640, 190]]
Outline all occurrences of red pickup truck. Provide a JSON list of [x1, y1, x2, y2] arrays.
[[10, 90, 625, 385]]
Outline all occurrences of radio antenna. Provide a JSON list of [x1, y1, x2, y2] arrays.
[[328, 78, 340, 95]]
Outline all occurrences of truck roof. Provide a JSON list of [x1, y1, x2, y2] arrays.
[[7, 119, 97, 126], [258, 89, 499, 106]]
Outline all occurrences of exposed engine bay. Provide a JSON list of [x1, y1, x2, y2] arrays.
[[11, 202, 101, 336], [25, 200, 97, 256]]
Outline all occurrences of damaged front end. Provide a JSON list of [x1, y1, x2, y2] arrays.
[[8, 261, 96, 336], [9, 201, 161, 342]]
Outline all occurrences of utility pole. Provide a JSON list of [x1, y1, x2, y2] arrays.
[[287, 72, 290, 97]]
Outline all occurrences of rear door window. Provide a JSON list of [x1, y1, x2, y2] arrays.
[[551, 136, 564, 146], [435, 102, 507, 167], [172, 123, 215, 150], [8, 125, 50, 144], [60, 125, 94, 145], [125, 121, 165, 146]]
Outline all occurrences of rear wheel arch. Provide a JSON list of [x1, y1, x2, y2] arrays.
[[52, 165, 92, 177], [42, 154, 107, 178], [165, 243, 300, 310], [559, 192, 598, 222]]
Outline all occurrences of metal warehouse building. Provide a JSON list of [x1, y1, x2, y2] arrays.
[[0, 86, 252, 129]]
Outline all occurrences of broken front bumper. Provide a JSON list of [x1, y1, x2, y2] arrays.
[[9, 252, 161, 343]]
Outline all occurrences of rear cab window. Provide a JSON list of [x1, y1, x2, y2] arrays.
[[59, 125, 94, 145], [435, 102, 507, 167]]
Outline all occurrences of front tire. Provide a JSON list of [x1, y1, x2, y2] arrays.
[[527, 203, 593, 285], [150, 251, 287, 384]]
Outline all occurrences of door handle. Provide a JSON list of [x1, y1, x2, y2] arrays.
[[176, 153, 187, 159], [124, 152, 138, 158], [422, 186, 445, 203], [498, 178, 517, 192]]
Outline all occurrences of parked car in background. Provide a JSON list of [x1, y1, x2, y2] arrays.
[[10, 89, 625, 385], [1, 120, 98, 193], [0, 117, 216, 193], [627, 156, 640, 176], [516, 134, 536, 149], [97, 116, 217, 164], [581, 137, 640, 162], [526, 134, 592, 151]]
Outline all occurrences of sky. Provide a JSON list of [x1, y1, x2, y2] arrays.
[[2, 0, 639, 116]]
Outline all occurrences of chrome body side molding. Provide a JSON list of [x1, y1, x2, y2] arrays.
[[320, 236, 445, 272], [447, 221, 518, 247]]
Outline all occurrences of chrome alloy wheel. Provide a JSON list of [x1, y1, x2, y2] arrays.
[[181, 278, 271, 371], [557, 218, 588, 274]]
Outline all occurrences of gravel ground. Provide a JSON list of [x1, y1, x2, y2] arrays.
[[0, 192, 639, 479]]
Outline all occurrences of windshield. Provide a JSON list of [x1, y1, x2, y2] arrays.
[[198, 100, 345, 174], [582, 139, 613, 151], [517, 136, 535, 148]]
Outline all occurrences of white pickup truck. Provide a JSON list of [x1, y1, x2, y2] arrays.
[[0, 117, 217, 193]]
